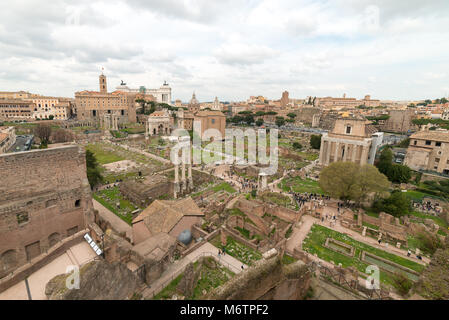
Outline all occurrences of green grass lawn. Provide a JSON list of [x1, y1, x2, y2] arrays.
[[85, 143, 125, 165], [210, 236, 262, 266], [93, 186, 139, 225], [153, 257, 234, 300], [302, 224, 425, 285], [212, 182, 237, 194], [278, 176, 324, 194], [409, 211, 448, 230]]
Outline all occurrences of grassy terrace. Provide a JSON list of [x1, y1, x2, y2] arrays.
[[210, 235, 262, 266], [278, 176, 324, 194], [302, 224, 425, 285], [93, 186, 140, 225], [85, 143, 125, 165], [153, 257, 234, 300]]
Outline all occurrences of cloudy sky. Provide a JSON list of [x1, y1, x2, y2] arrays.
[[1, 0, 449, 102]]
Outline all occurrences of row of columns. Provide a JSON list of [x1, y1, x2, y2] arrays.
[[174, 164, 194, 199], [319, 139, 370, 166]]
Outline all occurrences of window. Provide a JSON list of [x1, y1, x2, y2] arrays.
[[16, 212, 29, 225], [436, 142, 442, 147], [211, 119, 216, 124], [346, 126, 352, 134], [426, 140, 432, 145], [75, 199, 81, 208], [414, 140, 417, 146], [435, 158, 440, 163]]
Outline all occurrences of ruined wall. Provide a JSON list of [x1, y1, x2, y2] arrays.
[[207, 256, 311, 300], [0, 146, 93, 279]]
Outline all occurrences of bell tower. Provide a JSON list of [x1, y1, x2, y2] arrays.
[[99, 73, 107, 94]]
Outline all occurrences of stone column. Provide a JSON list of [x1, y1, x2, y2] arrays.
[[188, 164, 193, 190], [334, 142, 340, 163], [319, 139, 325, 165], [181, 162, 187, 191], [174, 165, 180, 198], [361, 145, 369, 165], [342, 144, 348, 162], [351, 144, 358, 163], [145, 120, 149, 140], [326, 141, 331, 165]]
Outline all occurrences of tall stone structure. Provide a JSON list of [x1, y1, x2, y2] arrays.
[[0, 146, 94, 279], [319, 117, 383, 166], [75, 73, 137, 124]]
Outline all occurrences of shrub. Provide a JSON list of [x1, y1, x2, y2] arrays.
[[392, 272, 413, 296]]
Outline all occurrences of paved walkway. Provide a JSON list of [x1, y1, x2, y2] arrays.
[[0, 242, 98, 300], [142, 242, 247, 299], [93, 199, 133, 241], [286, 213, 429, 265]]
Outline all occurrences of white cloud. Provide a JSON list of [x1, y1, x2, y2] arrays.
[[0, 0, 448, 101]]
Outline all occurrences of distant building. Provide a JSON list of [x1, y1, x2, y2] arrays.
[[280, 91, 289, 108], [145, 109, 172, 136], [315, 94, 380, 109], [319, 117, 383, 166], [0, 99, 35, 120], [382, 109, 416, 133], [0, 91, 32, 100], [188, 92, 201, 114], [0, 127, 16, 154], [116, 81, 172, 105], [75, 73, 137, 125], [194, 110, 226, 140], [31, 97, 73, 120], [404, 130, 449, 175]]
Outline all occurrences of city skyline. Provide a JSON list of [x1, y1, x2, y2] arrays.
[[1, 0, 449, 101]]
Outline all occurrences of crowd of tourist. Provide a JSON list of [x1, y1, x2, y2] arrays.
[[413, 201, 442, 215]]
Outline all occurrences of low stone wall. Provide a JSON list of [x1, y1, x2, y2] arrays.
[[207, 255, 311, 300], [266, 205, 300, 223], [324, 238, 355, 257], [0, 229, 88, 294]]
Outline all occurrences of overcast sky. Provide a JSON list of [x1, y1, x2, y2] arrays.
[[1, 0, 449, 102]]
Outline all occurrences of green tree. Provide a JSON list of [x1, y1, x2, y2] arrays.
[[86, 150, 103, 189], [292, 142, 303, 150], [255, 111, 266, 117], [287, 113, 297, 119], [377, 147, 394, 176], [372, 190, 410, 217], [275, 117, 285, 127], [256, 119, 264, 126], [388, 164, 412, 184], [319, 162, 390, 203], [310, 135, 322, 150]]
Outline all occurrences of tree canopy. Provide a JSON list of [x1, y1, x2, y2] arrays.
[[86, 150, 103, 189], [310, 135, 322, 150], [319, 162, 390, 204]]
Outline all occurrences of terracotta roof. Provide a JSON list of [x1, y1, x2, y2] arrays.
[[131, 232, 176, 261], [133, 197, 204, 235], [410, 130, 449, 143]]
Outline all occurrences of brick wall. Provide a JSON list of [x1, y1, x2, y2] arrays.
[[0, 146, 93, 279]]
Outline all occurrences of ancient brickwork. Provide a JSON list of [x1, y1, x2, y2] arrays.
[[0, 146, 93, 279]]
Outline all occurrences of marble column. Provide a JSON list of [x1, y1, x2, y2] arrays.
[[361, 145, 369, 165], [343, 144, 348, 162], [334, 142, 340, 163], [181, 162, 187, 191], [319, 138, 325, 165], [326, 141, 331, 165], [174, 165, 180, 198], [351, 144, 358, 163]]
